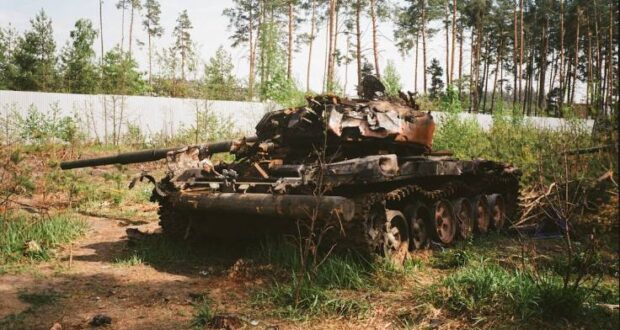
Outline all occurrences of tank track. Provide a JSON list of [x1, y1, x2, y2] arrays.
[[156, 174, 519, 259], [337, 175, 520, 256]]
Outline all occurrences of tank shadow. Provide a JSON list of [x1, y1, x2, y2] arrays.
[[68, 232, 269, 277]]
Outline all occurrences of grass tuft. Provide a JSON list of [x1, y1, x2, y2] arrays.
[[0, 212, 86, 266]]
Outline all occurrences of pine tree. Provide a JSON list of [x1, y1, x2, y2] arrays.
[[61, 19, 99, 93], [427, 58, 444, 99], [173, 10, 194, 81], [12, 10, 59, 91], [143, 0, 164, 84], [203, 46, 240, 100], [128, 0, 142, 57], [223, 0, 261, 99]]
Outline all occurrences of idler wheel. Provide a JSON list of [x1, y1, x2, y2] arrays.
[[432, 200, 457, 245], [452, 198, 473, 239], [488, 194, 506, 230], [471, 195, 490, 234], [403, 203, 431, 250], [383, 210, 410, 266]]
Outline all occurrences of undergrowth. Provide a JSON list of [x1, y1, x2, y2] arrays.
[[424, 257, 619, 327], [252, 240, 418, 320], [0, 212, 86, 267]]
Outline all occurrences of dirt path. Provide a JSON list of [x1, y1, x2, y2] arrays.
[[0, 215, 254, 330], [1, 214, 391, 330]]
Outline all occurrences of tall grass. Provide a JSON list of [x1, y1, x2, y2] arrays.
[[433, 110, 602, 184], [251, 240, 415, 319], [426, 258, 617, 323], [0, 212, 86, 264]]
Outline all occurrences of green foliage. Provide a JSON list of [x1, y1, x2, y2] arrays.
[[173, 10, 195, 80], [427, 260, 607, 322], [191, 295, 214, 328], [381, 60, 402, 97], [11, 10, 58, 91], [60, 19, 99, 94], [101, 48, 145, 95], [433, 109, 595, 184], [0, 212, 86, 266], [252, 240, 416, 319], [427, 58, 444, 100], [15, 104, 80, 145], [203, 46, 242, 100]]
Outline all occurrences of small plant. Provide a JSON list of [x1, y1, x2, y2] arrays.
[[191, 295, 214, 328], [113, 254, 143, 266]]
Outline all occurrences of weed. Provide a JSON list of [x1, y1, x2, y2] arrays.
[[0, 212, 87, 266], [430, 249, 473, 269], [426, 259, 613, 324], [191, 295, 214, 328], [254, 278, 369, 320], [113, 253, 143, 266]]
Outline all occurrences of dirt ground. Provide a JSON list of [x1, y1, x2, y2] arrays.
[[1, 213, 411, 330]]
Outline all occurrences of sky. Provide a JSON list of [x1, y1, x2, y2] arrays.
[[0, 0, 462, 96]]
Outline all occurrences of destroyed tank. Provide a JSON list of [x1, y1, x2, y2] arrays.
[[61, 76, 521, 264]]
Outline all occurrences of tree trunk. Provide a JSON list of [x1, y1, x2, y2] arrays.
[[129, 3, 135, 57], [513, 1, 518, 107], [450, 0, 457, 85], [307, 0, 316, 92], [586, 16, 593, 114], [558, 0, 564, 109], [148, 31, 152, 84], [370, 0, 380, 78], [287, 1, 294, 80], [99, 0, 104, 78], [537, 18, 548, 110], [414, 32, 419, 93], [482, 42, 490, 112], [120, 3, 126, 54], [518, 0, 524, 105], [605, 3, 613, 111], [570, 9, 581, 105], [459, 28, 463, 98], [249, 4, 256, 99], [326, 0, 336, 91], [422, 2, 428, 94], [355, 0, 362, 86], [490, 37, 503, 113], [445, 0, 450, 86]]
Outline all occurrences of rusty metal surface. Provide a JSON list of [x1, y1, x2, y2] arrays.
[[173, 192, 355, 222]]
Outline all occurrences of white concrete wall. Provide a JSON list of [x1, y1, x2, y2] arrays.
[[0, 90, 593, 143]]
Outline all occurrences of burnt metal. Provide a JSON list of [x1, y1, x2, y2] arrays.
[[60, 76, 521, 264]]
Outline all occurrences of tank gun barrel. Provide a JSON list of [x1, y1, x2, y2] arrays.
[[59, 137, 257, 170]]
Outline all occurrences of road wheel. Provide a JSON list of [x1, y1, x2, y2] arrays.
[[472, 195, 490, 234], [383, 210, 410, 266], [452, 198, 473, 239], [403, 203, 431, 250], [432, 200, 457, 245], [488, 194, 506, 230]]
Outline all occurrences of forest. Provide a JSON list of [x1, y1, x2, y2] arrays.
[[0, 0, 617, 117]]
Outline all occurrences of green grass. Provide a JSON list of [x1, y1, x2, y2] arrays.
[[251, 239, 418, 319], [424, 258, 619, 325], [0, 212, 87, 266], [113, 253, 144, 266], [190, 295, 214, 328]]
